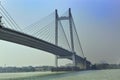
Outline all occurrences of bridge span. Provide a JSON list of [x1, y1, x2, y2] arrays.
[[0, 26, 91, 69]]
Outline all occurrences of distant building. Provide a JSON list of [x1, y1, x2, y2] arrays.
[[91, 63, 120, 70]]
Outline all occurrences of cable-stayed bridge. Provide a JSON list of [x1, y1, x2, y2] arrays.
[[0, 4, 91, 70]]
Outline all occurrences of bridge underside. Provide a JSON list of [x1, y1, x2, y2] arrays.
[[0, 27, 72, 56], [0, 27, 91, 69]]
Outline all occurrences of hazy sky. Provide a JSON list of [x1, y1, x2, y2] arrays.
[[0, 0, 120, 67]]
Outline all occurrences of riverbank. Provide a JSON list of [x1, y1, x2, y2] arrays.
[[0, 71, 68, 80], [0, 69, 120, 80]]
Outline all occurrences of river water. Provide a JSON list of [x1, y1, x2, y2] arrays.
[[0, 69, 120, 80]]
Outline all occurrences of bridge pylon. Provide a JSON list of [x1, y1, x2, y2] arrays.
[[55, 8, 76, 67]]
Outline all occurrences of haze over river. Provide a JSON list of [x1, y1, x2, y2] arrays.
[[0, 69, 120, 80]]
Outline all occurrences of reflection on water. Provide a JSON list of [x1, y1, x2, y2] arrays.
[[0, 69, 120, 80]]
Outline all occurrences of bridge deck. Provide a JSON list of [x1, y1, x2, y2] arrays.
[[0, 27, 91, 65]]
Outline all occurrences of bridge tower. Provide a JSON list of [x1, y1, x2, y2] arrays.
[[55, 9, 59, 67], [55, 8, 76, 67]]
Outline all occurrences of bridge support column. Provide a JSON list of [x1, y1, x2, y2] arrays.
[[84, 57, 87, 69], [76, 62, 85, 70], [72, 53, 76, 67], [55, 56, 58, 67], [75, 58, 87, 70], [55, 9, 59, 67]]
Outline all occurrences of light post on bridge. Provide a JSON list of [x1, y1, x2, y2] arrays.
[[0, 16, 3, 27]]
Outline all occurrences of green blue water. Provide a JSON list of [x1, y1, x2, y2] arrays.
[[0, 69, 120, 80]]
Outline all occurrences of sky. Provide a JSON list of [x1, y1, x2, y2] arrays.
[[0, 0, 120, 67]]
